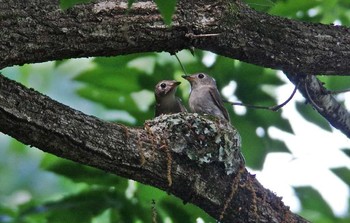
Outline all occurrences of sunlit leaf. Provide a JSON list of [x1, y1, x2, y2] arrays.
[[318, 76, 350, 93], [60, 0, 92, 9], [135, 183, 214, 222], [18, 189, 125, 223], [295, 102, 332, 132], [0, 205, 16, 222], [41, 155, 127, 188], [269, 0, 319, 18], [294, 186, 335, 222], [128, 0, 136, 8], [54, 59, 69, 68], [154, 0, 177, 25], [76, 85, 139, 111], [243, 0, 276, 12], [341, 148, 350, 158], [75, 68, 141, 93], [161, 198, 214, 222], [331, 167, 350, 186]]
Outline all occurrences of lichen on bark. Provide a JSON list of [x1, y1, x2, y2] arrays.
[[144, 113, 244, 175]]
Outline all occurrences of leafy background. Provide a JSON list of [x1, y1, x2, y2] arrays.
[[0, 0, 350, 222]]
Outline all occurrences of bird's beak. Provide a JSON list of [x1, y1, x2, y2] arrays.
[[182, 75, 194, 81], [166, 81, 181, 94], [169, 81, 181, 89], [173, 81, 181, 86]]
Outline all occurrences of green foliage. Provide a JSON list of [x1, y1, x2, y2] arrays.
[[295, 102, 332, 132], [127, 0, 136, 9], [331, 167, 350, 186], [319, 76, 350, 92], [41, 156, 127, 187], [246, 0, 350, 26], [154, 0, 177, 25], [60, 0, 92, 9], [1, 1, 350, 223], [295, 186, 336, 223]]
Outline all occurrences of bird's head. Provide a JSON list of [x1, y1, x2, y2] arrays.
[[155, 80, 181, 99], [182, 73, 216, 88]]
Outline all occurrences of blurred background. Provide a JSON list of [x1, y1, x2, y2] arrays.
[[0, 0, 349, 222]]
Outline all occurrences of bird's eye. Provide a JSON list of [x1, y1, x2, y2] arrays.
[[198, 73, 205, 79], [160, 83, 167, 89]]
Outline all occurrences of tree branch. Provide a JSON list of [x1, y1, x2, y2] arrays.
[[1, 0, 350, 75], [287, 73, 350, 137], [2, 0, 349, 134], [0, 74, 308, 222]]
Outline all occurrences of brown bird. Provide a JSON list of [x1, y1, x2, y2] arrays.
[[154, 80, 187, 117], [182, 73, 230, 121]]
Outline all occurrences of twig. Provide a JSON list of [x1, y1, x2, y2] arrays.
[[304, 81, 324, 111], [175, 53, 188, 75], [151, 199, 158, 223], [185, 33, 220, 39], [225, 82, 299, 111]]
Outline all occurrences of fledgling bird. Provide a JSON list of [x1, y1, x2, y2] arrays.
[[182, 73, 230, 122], [154, 80, 187, 117]]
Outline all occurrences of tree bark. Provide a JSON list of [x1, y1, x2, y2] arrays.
[[1, 0, 350, 137], [0, 74, 308, 223], [0, 0, 348, 221], [1, 0, 350, 75]]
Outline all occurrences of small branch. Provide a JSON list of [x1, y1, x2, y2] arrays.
[[175, 53, 188, 75], [286, 73, 350, 138], [185, 33, 221, 39], [225, 83, 299, 111]]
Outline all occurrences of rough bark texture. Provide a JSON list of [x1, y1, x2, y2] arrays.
[[287, 73, 350, 138], [1, 0, 350, 75], [0, 74, 308, 223], [1, 0, 349, 136], [0, 0, 349, 221]]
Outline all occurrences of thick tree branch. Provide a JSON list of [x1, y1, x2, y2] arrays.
[[2, 0, 349, 135], [1, 0, 350, 75], [0, 74, 308, 222], [287, 73, 350, 137]]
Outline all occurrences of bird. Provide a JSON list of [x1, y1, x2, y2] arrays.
[[182, 73, 230, 122], [154, 80, 187, 117]]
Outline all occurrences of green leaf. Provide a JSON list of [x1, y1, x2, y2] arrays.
[[341, 148, 350, 158], [60, 0, 92, 9], [0, 205, 16, 222], [75, 68, 141, 93], [41, 155, 127, 188], [295, 102, 332, 132], [136, 183, 168, 203], [76, 85, 139, 111], [161, 198, 214, 223], [233, 117, 289, 169], [154, 0, 177, 25], [54, 59, 69, 68], [331, 167, 350, 186], [294, 186, 335, 222], [269, 0, 319, 18], [318, 76, 350, 93], [243, 0, 276, 12], [128, 0, 136, 8], [135, 183, 214, 222], [18, 189, 125, 223]]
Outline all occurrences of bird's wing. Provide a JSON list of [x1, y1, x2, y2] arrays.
[[177, 97, 187, 112], [208, 87, 230, 121], [154, 103, 161, 117]]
